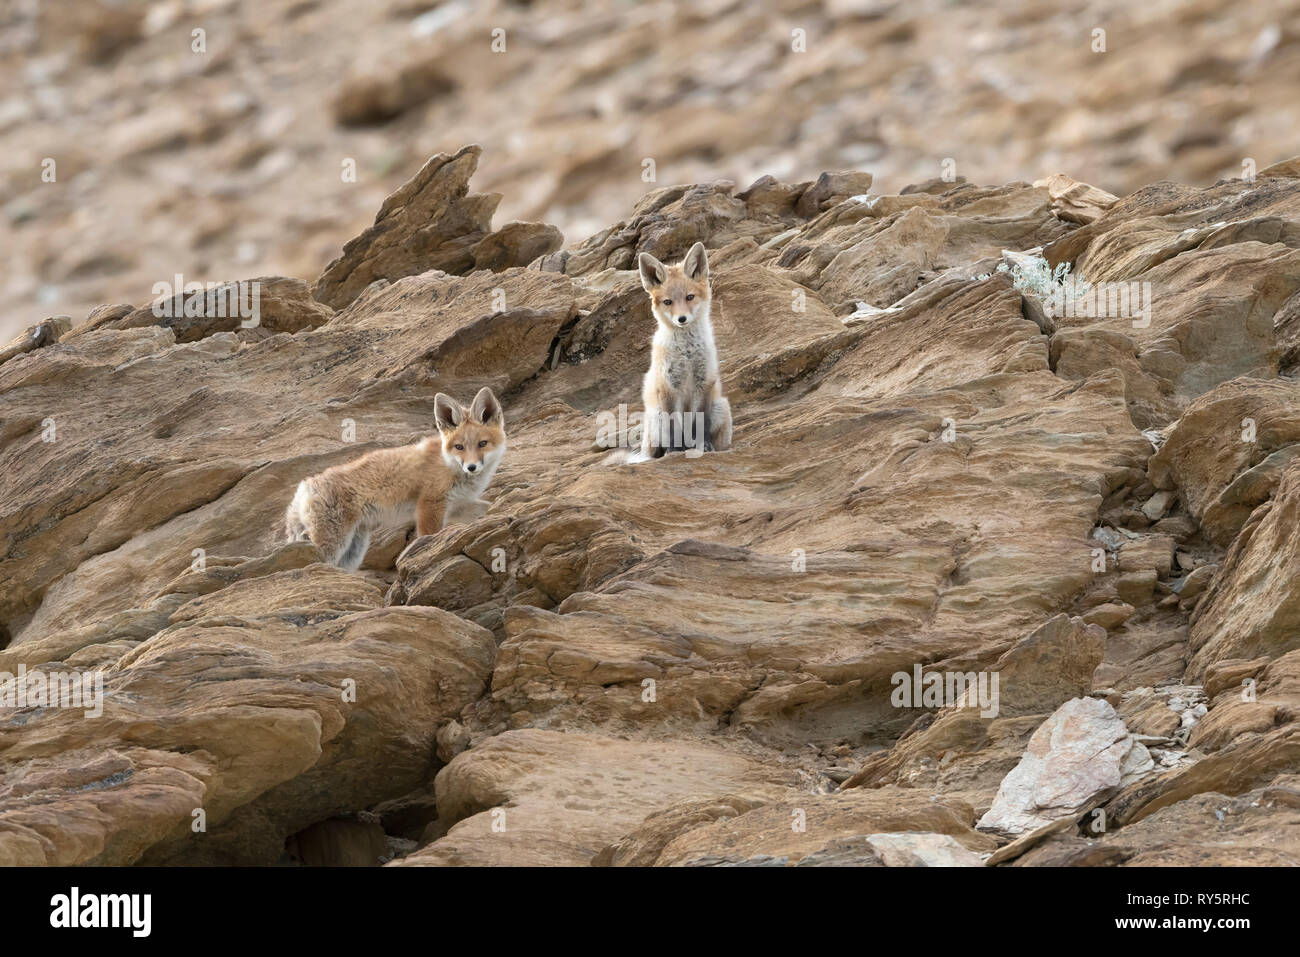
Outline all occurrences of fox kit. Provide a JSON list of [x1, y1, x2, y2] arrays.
[[637, 242, 732, 458], [284, 387, 506, 570]]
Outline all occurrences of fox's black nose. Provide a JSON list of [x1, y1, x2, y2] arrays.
[[676, 315, 687, 324], [466, 463, 479, 472]]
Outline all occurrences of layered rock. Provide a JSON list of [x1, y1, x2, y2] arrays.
[[312, 145, 563, 309], [0, 549, 494, 865], [5, 146, 1300, 867]]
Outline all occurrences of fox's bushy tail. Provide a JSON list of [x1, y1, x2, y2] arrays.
[[284, 480, 312, 542], [599, 447, 651, 466]]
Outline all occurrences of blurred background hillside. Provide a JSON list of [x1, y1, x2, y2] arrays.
[[3, 0, 1299, 341]]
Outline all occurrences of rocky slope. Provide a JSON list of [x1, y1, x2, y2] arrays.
[[2, 145, 1300, 866], [6, 0, 1300, 342]]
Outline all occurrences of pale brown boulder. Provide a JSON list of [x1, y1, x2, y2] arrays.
[[1082, 602, 1135, 630], [1099, 783, 1300, 866], [312, 145, 495, 308], [592, 795, 770, 867], [1033, 174, 1119, 225], [782, 184, 1070, 311], [393, 730, 793, 867], [794, 170, 876, 218], [469, 221, 564, 272], [1203, 657, 1271, 701], [537, 180, 795, 278], [1188, 701, 1281, 751]]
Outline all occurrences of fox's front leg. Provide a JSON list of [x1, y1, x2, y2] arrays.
[[641, 381, 669, 460], [709, 388, 732, 452], [415, 493, 446, 537]]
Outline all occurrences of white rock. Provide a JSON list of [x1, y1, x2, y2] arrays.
[[977, 697, 1153, 834], [863, 832, 985, 867]]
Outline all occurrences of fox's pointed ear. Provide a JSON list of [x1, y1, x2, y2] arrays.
[[683, 242, 709, 280], [638, 252, 667, 291], [470, 387, 503, 425], [434, 393, 462, 433]]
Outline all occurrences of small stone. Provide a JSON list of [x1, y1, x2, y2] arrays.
[[1119, 535, 1176, 577], [1141, 491, 1174, 521], [1178, 563, 1218, 602], [1153, 514, 1198, 541], [1116, 569, 1158, 605], [1082, 601, 1135, 630], [1090, 526, 1126, 551]]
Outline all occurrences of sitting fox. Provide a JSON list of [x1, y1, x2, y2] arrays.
[[284, 387, 506, 570], [637, 242, 732, 458]]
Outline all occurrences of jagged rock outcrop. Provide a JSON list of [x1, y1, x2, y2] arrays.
[[4, 145, 1300, 866], [312, 145, 563, 309]]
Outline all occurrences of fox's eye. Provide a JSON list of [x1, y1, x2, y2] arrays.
[[478, 440, 487, 448], [686, 294, 694, 301], [454, 444, 464, 451], [663, 299, 672, 306]]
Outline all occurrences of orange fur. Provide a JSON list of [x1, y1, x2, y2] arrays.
[[284, 388, 506, 570]]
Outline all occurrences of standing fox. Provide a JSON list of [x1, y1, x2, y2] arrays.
[[637, 242, 732, 458], [284, 387, 506, 570]]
